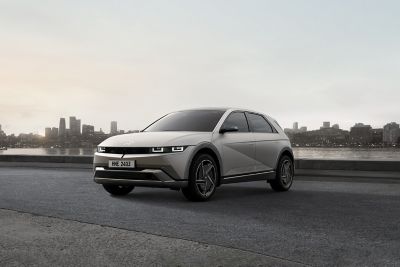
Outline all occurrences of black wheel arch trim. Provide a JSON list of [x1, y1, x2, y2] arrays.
[[275, 147, 295, 171], [184, 142, 223, 181]]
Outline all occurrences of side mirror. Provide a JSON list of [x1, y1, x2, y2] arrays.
[[219, 126, 239, 134]]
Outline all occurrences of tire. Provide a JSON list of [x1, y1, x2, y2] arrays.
[[270, 155, 294, 192], [182, 153, 218, 201], [103, 184, 134, 196]]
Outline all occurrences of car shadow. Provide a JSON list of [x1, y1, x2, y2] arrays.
[[119, 181, 274, 202]]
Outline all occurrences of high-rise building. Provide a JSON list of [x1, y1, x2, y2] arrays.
[[322, 122, 330, 129], [383, 122, 400, 145], [332, 124, 340, 129], [45, 127, 51, 138], [59, 118, 66, 137], [110, 121, 118, 135], [69, 116, 76, 134], [77, 119, 81, 135], [51, 127, 58, 138], [69, 116, 81, 135], [293, 122, 298, 130], [0, 124, 5, 139], [82, 124, 95, 136]]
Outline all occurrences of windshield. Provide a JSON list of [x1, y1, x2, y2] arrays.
[[144, 110, 225, 132]]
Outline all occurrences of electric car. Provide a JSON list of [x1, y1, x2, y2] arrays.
[[94, 108, 294, 201]]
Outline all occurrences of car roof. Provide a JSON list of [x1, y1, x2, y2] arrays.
[[175, 107, 265, 114]]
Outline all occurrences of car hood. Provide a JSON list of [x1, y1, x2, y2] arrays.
[[99, 131, 213, 147]]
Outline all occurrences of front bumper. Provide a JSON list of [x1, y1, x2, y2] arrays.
[[93, 146, 194, 188], [94, 167, 187, 188]]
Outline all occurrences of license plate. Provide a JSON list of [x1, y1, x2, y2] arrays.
[[108, 160, 135, 168]]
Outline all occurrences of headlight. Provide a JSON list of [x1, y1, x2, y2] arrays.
[[172, 146, 184, 152], [151, 146, 186, 153], [152, 147, 164, 153], [97, 146, 106, 153]]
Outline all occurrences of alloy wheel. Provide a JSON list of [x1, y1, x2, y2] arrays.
[[280, 159, 293, 186], [195, 160, 217, 197]]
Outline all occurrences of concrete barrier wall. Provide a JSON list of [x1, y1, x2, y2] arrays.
[[295, 159, 400, 172], [0, 155, 399, 172]]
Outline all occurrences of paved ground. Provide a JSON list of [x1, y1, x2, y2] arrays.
[[0, 167, 399, 266], [1, 209, 294, 267]]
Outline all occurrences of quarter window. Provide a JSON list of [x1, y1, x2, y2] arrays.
[[247, 113, 273, 133], [221, 112, 249, 132]]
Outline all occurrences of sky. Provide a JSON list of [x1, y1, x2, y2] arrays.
[[0, 0, 399, 135]]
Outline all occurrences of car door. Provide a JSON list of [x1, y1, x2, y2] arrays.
[[214, 112, 256, 177], [246, 112, 281, 172]]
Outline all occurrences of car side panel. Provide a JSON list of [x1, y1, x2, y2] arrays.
[[213, 132, 256, 177], [253, 133, 289, 172]]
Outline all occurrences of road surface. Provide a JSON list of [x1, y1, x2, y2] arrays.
[[0, 167, 399, 266]]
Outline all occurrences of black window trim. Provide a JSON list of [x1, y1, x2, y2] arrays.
[[245, 111, 278, 134]]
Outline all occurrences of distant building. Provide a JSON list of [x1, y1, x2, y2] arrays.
[[383, 122, 400, 145], [82, 124, 95, 136], [350, 123, 372, 145], [69, 116, 81, 135], [371, 128, 383, 145], [284, 122, 307, 134], [332, 124, 339, 129], [288, 127, 349, 147], [77, 119, 81, 134], [110, 121, 118, 135], [45, 127, 52, 138], [51, 127, 58, 138], [69, 116, 75, 132], [0, 124, 4, 137], [59, 118, 66, 137], [322, 121, 330, 129]]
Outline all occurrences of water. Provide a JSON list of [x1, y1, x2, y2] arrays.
[[1, 147, 400, 160], [0, 148, 96, 156], [293, 147, 400, 160]]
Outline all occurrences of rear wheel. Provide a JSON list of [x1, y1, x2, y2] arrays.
[[270, 155, 294, 192], [182, 153, 218, 201], [103, 184, 134, 196]]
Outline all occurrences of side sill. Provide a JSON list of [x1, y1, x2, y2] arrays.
[[221, 171, 276, 184]]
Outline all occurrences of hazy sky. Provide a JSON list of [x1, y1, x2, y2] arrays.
[[1, 0, 399, 135]]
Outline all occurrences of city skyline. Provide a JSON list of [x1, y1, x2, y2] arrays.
[[1, 116, 399, 137], [3, 117, 400, 136], [1, 116, 399, 148], [44, 117, 123, 137]]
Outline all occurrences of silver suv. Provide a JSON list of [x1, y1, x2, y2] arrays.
[[94, 108, 294, 201]]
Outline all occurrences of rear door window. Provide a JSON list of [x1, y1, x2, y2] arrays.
[[246, 113, 274, 133]]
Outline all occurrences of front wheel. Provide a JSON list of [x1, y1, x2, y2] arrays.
[[103, 184, 134, 196], [182, 153, 218, 201], [270, 155, 294, 192]]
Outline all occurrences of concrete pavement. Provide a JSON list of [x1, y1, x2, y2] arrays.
[[0, 166, 399, 266], [1, 209, 297, 267]]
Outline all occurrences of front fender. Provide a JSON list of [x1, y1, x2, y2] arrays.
[[275, 147, 294, 170], [183, 142, 223, 180]]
